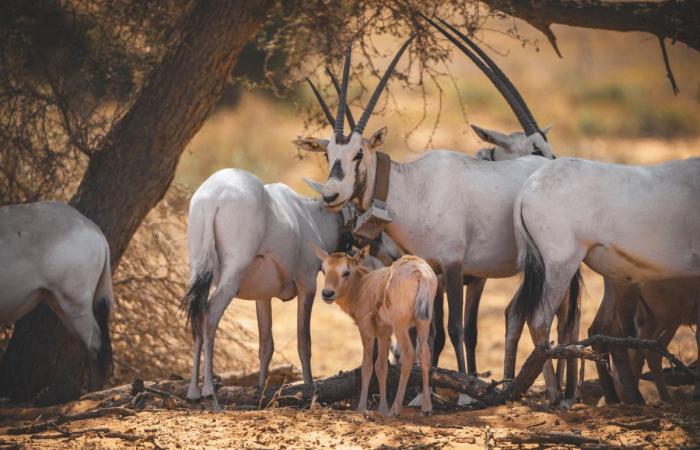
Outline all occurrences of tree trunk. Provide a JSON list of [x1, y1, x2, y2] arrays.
[[0, 0, 272, 405]]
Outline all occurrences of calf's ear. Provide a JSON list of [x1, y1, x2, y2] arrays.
[[308, 242, 329, 261]]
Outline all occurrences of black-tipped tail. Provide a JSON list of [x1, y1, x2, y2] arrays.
[[93, 297, 113, 378], [513, 243, 546, 322], [181, 271, 212, 338]]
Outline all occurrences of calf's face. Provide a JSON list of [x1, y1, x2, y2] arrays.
[[310, 244, 368, 304]]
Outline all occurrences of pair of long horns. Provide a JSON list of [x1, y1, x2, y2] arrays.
[[417, 12, 543, 138], [306, 36, 415, 142]]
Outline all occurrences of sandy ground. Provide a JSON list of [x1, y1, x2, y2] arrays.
[[1, 268, 698, 449]]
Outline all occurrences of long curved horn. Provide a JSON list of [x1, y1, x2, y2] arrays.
[[305, 78, 334, 128], [354, 35, 415, 136], [435, 17, 543, 137], [418, 13, 537, 137], [334, 42, 352, 143], [326, 67, 356, 130]]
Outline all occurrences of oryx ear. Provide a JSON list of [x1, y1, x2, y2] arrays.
[[355, 245, 371, 261], [303, 178, 325, 194], [368, 127, 388, 150], [308, 241, 329, 261], [541, 124, 553, 135], [293, 138, 329, 153], [470, 125, 513, 148]]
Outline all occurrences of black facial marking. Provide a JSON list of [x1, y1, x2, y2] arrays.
[[351, 157, 366, 201], [330, 159, 344, 180]]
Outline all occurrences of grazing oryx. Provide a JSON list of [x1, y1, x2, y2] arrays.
[[313, 245, 437, 416], [183, 169, 348, 409], [296, 17, 565, 402], [631, 278, 699, 401], [0, 201, 114, 391], [510, 157, 700, 404]]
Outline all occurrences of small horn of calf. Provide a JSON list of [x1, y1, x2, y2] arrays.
[[303, 177, 325, 194]]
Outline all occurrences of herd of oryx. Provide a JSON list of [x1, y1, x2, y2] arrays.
[[1, 16, 698, 416]]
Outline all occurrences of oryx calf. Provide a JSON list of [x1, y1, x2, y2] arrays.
[[313, 245, 437, 416], [510, 157, 700, 404], [630, 278, 699, 402], [0, 201, 114, 391], [183, 168, 355, 410]]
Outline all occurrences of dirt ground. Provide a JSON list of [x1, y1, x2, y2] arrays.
[[1, 270, 698, 449]]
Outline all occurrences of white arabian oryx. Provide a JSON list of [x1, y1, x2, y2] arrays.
[[182, 169, 398, 410], [0, 201, 114, 390], [313, 245, 437, 416], [509, 157, 700, 404], [183, 169, 344, 409], [295, 17, 573, 404]]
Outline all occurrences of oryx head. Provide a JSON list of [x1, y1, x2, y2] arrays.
[[310, 243, 369, 304], [294, 38, 414, 211], [473, 125, 553, 161], [420, 14, 555, 160]]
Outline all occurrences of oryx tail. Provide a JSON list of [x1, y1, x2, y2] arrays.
[[513, 197, 581, 329], [93, 244, 114, 377], [414, 273, 435, 321], [182, 207, 218, 338]]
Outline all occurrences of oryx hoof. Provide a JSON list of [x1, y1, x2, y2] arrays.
[[421, 408, 432, 417], [203, 394, 222, 412], [186, 385, 202, 402]]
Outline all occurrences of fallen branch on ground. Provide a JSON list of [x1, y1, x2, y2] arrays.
[[580, 335, 700, 382], [500, 431, 613, 447], [640, 361, 698, 386], [6, 407, 135, 435]]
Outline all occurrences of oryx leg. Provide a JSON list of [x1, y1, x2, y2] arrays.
[[376, 332, 391, 416], [464, 277, 486, 375], [431, 279, 445, 367], [46, 290, 104, 391], [392, 327, 415, 417], [187, 334, 203, 400], [256, 299, 274, 389], [357, 330, 374, 413], [504, 292, 526, 382], [588, 277, 619, 404], [608, 281, 645, 404], [444, 263, 466, 373], [296, 284, 316, 385], [416, 318, 433, 415], [201, 275, 240, 411]]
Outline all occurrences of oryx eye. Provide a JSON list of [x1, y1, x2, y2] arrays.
[[342, 270, 350, 277], [532, 145, 543, 156], [353, 150, 363, 161]]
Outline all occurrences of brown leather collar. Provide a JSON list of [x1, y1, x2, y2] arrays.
[[373, 151, 391, 204]]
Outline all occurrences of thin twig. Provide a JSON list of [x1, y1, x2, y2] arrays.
[[658, 36, 679, 95]]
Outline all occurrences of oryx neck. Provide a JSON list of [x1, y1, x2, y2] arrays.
[[358, 151, 392, 212], [307, 197, 345, 253]]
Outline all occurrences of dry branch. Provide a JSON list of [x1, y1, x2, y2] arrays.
[[640, 360, 698, 386], [579, 335, 700, 382], [501, 431, 612, 447], [6, 407, 135, 435], [481, 0, 700, 52]]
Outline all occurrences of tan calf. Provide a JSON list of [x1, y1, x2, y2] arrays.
[[312, 245, 437, 416]]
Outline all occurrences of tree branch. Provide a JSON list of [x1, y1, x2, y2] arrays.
[[480, 0, 700, 52]]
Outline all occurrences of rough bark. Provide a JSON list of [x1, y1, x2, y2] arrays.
[[0, 0, 272, 405], [481, 0, 700, 52]]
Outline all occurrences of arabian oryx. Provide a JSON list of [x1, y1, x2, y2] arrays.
[[0, 201, 114, 391], [295, 17, 569, 403], [313, 245, 437, 416], [510, 157, 700, 404], [182, 168, 398, 410]]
